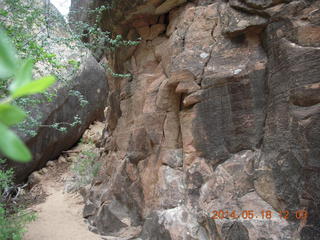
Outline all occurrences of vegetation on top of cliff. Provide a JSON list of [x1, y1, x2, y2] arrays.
[[69, 4, 140, 70]]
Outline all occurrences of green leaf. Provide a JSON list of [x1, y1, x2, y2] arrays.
[[0, 104, 26, 126], [9, 59, 33, 92], [0, 122, 32, 162], [0, 28, 17, 79], [12, 75, 56, 98], [0, 9, 8, 17]]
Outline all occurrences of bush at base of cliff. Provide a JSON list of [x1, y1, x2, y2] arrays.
[[0, 159, 36, 240], [65, 146, 100, 192]]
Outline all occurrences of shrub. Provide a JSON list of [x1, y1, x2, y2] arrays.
[[0, 159, 36, 240], [0, 204, 36, 240], [69, 148, 100, 191]]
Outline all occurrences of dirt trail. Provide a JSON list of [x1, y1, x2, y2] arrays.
[[22, 123, 105, 240], [23, 162, 101, 240]]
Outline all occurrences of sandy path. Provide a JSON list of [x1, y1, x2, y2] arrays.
[[23, 172, 101, 240]]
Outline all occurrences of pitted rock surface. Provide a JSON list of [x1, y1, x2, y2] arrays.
[[70, 0, 320, 239]]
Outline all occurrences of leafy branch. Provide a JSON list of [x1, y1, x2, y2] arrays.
[[0, 29, 56, 162]]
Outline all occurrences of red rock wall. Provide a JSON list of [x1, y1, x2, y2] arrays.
[[71, 0, 320, 239]]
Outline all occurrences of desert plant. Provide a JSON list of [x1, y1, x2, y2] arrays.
[[70, 148, 100, 191]]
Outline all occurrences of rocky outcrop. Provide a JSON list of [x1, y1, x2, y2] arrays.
[[71, 0, 320, 239]]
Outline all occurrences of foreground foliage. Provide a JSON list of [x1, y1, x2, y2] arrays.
[[0, 29, 55, 162]]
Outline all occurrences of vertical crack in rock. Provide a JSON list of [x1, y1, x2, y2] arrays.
[[69, 0, 320, 239], [199, 45, 213, 87]]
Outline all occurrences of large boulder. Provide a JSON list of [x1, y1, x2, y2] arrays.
[[3, 1, 108, 181], [12, 55, 107, 182]]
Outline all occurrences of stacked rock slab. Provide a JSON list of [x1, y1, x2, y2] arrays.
[[70, 0, 320, 239]]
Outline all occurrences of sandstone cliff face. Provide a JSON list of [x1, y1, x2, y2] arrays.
[[71, 0, 320, 239]]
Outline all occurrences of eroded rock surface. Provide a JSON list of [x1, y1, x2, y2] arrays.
[[71, 0, 320, 239]]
